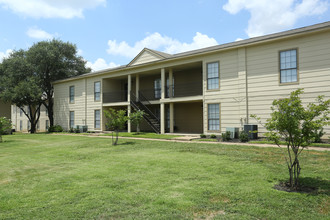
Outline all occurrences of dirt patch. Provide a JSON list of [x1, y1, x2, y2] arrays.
[[193, 210, 225, 220], [273, 182, 317, 193]]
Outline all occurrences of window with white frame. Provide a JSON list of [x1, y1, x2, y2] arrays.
[[95, 110, 101, 129], [154, 79, 161, 99], [280, 49, 297, 83], [207, 62, 219, 90], [94, 81, 101, 101], [69, 111, 74, 128], [69, 86, 75, 103], [208, 104, 220, 131]]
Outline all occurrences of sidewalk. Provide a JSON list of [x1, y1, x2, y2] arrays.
[[58, 133, 330, 152]]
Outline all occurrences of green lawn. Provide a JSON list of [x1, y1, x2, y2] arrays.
[[0, 134, 329, 219], [249, 140, 330, 148], [101, 132, 182, 139]]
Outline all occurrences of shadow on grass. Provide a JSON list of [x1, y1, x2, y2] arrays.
[[118, 141, 135, 146], [275, 177, 329, 195]]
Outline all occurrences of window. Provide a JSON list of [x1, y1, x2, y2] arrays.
[[27, 121, 30, 131], [69, 111, 74, 128], [69, 86, 75, 103], [20, 109, 23, 117], [166, 78, 174, 98], [280, 49, 298, 83], [95, 110, 101, 129], [208, 104, 220, 131], [37, 121, 40, 130], [207, 62, 219, 90], [154, 79, 161, 99], [20, 120, 22, 131], [94, 81, 101, 101], [46, 120, 49, 130]]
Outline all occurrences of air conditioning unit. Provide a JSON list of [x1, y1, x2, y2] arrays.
[[243, 124, 258, 140], [226, 127, 239, 139]]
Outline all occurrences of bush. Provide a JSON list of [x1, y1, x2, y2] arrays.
[[69, 127, 75, 133], [221, 131, 231, 142], [200, 134, 206, 138], [312, 128, 325, 143], [239, 131, 249, 142], [210, 134, 217, 139], [74, 128, 80, 133], [48, 125, 63, 133]]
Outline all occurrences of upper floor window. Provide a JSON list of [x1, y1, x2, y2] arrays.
[[154, 79, 161, 99], [94, 81, 101, 101], [69, 86, 75, 103], [280, 49, 298, 83], [207, 62, 219, 90]]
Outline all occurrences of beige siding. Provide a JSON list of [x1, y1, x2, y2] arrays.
[[247, 31, 330, 136], [131, 51, 160, 66]]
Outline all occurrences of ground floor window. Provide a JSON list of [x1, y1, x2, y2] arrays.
[[46, 120, 49, 130], [208, 103, 220, 131], [20, 120, 22, 131], [69, 111, 74, 128], [95, 110, 101, 129]]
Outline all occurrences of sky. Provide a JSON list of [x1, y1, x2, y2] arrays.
[[0, 0, 330, 72]]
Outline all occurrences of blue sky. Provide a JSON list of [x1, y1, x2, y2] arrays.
[[1, 0, 330, 71]]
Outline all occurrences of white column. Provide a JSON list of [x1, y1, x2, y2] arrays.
[[127, 74, 131, 133], [135, 74, 139, 101], [161, 68, 165, 100], [169, 68, 173, 97], [170, 102, 174, 133], [127, 105, 131, 133], [160, 103, 165, 134]]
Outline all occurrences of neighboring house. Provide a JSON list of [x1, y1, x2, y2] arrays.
[[11, 105, 49, 132], [53, 21, 330, 137], [0, 99, 11, 119]]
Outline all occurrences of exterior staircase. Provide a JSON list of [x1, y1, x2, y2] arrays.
[[130, 92, 160, 133]]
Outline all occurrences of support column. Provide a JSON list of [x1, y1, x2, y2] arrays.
[[135, 74, 139, 101], [160, 103, 165, 134], [169, 68, 173, 97], [127, 74, 131, 133], [170, 102, 174, 133], [160, 68, 166, 134]]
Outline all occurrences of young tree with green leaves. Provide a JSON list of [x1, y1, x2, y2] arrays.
[[104, 109, 128, 145], [251, 89, 330, 189], [26, 39, 91, 127], [129, 110, 145, 133], [0, 50, 44, 134], [0, 117, 11, 142]]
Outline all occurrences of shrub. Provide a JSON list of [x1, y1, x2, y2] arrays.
[[74, 128, 80, 133], [221, 131, 231, 142], [312, 128, 325, 143], [48, 125, 63, 133], [210, 134, 217, 139], [200, 134, 206, 138], [239, 131, 249, 142], [69, 127, 75, 133]]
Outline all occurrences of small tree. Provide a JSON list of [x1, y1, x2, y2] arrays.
[[251, 89, 330, 189], [129, 110, 145, 133], [0, 117, 12, 143], [104, 109, 128, 145]]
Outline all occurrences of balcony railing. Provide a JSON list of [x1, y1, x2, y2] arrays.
[[103, 81, 202, 103], [103, 90, 127, 103]]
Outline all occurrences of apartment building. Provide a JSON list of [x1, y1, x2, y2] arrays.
[[53, 22, 330, 136], [11, 105, 49, 132]]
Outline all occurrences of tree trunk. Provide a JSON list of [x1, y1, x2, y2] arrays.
[[46, 98, 54, 127]]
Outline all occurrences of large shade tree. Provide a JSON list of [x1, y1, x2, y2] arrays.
[[0, 50, 44, 133], [26, 39, 91, 127]]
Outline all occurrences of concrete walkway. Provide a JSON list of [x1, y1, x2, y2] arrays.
[[55, 133, 330, 152]]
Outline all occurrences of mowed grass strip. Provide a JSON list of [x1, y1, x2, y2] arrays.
[[0, 134, 329, 219]]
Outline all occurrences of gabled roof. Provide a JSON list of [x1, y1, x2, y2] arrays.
[[128, 48, 172, 66]]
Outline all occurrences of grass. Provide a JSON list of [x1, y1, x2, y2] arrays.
[[192, 138, 219, 142], [0, 134, 329, 219], [249, 140, 330, 148], [100, 132, 182, 139]]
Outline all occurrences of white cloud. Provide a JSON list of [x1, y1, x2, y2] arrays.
[[26, 27, 54, 40], [0, 0, 106, 19], [223, 0, 329, 37], [86, 58, 120, 72], [0, 49, 13, 63], [107, 32, 218, 58]]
